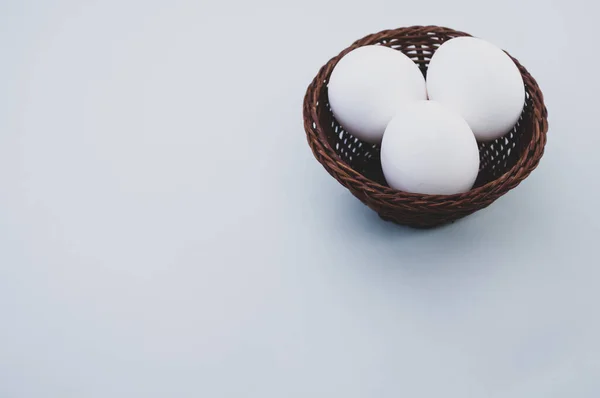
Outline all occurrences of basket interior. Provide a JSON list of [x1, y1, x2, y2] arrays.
[[318, 32, 534, 189]]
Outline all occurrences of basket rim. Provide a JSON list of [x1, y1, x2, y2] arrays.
[[303, 25, 548, 206]]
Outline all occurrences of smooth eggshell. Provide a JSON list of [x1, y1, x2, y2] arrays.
[[381, 101, 480, 195], [426, 37, 525, 142], [328, 45, 427, 144]]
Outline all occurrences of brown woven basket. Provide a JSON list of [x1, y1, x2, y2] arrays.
[[303, 25, 548, 228]]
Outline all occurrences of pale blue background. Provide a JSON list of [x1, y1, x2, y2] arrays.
[[1, 0, 598, 397]]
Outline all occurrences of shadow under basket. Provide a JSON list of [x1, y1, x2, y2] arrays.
[[303, 25, 548, 228]]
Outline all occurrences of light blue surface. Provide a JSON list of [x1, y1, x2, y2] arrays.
[[1, 1, 598, 397]]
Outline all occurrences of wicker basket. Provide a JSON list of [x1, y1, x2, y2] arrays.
[[303, 26, 548, 228]]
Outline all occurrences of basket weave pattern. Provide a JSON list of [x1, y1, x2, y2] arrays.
[[303, 26, 548, 228]]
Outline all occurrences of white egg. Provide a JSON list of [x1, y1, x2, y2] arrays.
[[328, 45, 427, 144], [426, 37, 525, 142], [381, 101, 480, 195]]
